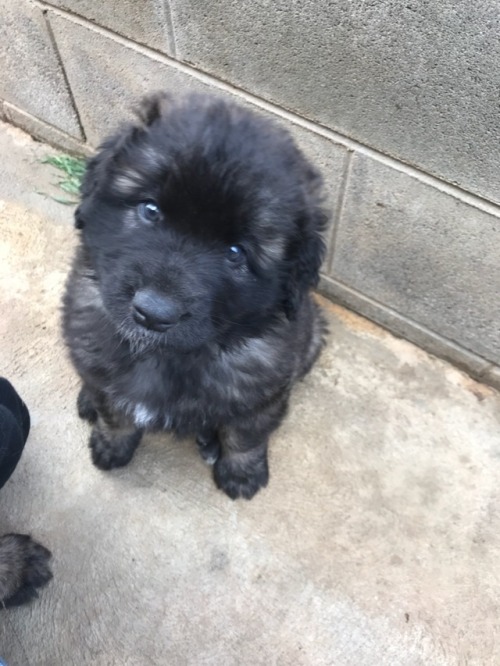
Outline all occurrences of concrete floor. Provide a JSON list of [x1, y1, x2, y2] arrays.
[[0, 121, 499, 666]]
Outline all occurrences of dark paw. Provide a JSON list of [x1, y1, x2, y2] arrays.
[[90, 428, 142, 471], [213, 456, 269, 500], [196, 433, 221, 465], [0, 534, 52, 607], [77, 387, 97, 424]]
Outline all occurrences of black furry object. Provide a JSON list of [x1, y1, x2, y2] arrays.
[[63, 92, 328, 500], [0, 534, 52, 607]]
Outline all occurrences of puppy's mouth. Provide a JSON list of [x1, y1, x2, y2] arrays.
[[120, 320, 180, 356]]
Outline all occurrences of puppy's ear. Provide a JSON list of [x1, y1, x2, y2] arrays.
[[75, 93, 172, 230], [74, 205, 85, 229], [73, 148, 110, 230], [73, 153, 99, 229], [74, 127, 138, 229], [283, 169, 328, 319], [135, 92, 172, 127]]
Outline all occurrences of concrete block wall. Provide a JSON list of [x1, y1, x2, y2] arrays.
[[1, 0, 499, 388]]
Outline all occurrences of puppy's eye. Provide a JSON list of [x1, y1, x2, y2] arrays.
[[137, 201, 161, 224], [226, 245, 246, 264]]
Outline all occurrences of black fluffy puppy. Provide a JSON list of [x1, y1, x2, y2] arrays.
[[63, 93, 328, 499]]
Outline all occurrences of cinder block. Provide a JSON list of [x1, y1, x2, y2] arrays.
[[3, 102, 92, 156], [318, 275, 493, 380], [45, 0, 173, 53], [170, 0, 500, 203], [0, 0, 82, 138], [330, 154, 500, 365], [48, 13, 218, 145], [47, 11, 349, 228]]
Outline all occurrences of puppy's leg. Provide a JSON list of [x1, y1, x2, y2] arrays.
[[0, 534, 52, 607], [214, 394, 289, 500], [87, 395, 142, 471], [77, 384, 98, 423], [196, 429, 221, 465]]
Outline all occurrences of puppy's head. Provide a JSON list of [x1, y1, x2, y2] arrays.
[[76, 93, 327, 351]]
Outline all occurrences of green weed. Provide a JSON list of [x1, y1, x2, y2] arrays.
[[41, 154, 87, 205]]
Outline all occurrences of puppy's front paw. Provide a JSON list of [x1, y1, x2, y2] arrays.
[[0, 534, 52, 607], [213, 455, 269, 500], [90, 428, 142, 471]]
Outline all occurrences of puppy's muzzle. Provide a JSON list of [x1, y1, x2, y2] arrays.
[[132, 288, 188, 332]]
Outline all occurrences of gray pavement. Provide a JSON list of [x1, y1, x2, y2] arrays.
[[0, 122, 499, 665]]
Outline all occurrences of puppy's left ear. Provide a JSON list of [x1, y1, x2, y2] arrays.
[[283, 169, 328, 319]]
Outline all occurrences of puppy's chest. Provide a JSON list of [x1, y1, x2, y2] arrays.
[[112, 354, 257, 433]]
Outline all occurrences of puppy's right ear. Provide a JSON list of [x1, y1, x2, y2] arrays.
[[74, 92, 171, 230], [74, 205, 85, 229], [73, 129, 134, 230], [73, 151, 105, 230]]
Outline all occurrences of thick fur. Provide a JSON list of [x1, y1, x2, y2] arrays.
[[0, 534, 52, 607], [63, 92, 328, 500]]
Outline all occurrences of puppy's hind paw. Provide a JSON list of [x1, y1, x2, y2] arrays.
[[0, 534, 52, 607], [77, 387, 98, 424], [213, 456, 269, 500], [196, 433, 221, 466]]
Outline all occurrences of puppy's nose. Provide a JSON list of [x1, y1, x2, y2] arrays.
[[132, 289, 184, 332]]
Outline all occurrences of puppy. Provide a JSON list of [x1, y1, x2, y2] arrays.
[[63, 92, 328, 500]]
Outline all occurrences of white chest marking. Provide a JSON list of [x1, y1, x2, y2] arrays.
[[133, 403, 157, 428]]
